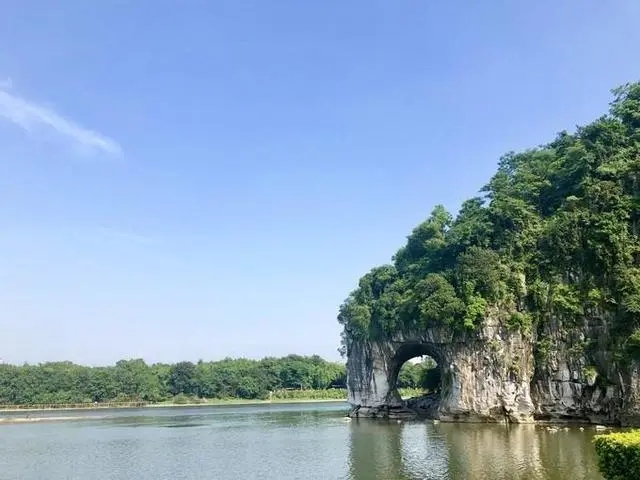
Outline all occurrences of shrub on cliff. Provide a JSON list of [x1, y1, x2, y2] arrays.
[[594, 430, 640, 479]]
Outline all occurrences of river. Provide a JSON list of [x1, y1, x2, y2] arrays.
[[0, 402, 603, 479]]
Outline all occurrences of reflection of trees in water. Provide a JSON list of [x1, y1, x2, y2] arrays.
[[254, 408, 349, 428], [347, 420, 409, 479], [347, 421, 601, 480], [346, 420, 447, 480], [532, 427, 601, 480], [441, 423, 601, 480], [400, 422, 449, 479]]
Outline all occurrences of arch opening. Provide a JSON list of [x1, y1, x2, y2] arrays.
[[392, 343, 443, 418]]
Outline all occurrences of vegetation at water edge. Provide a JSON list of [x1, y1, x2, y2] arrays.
[[594, 430, 640, 479], [0, 355, 435, 405]]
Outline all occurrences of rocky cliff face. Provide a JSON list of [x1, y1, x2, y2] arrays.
[[531, 313, 640, 426], [347, 314, 535, 423], [347, 313, 640, 425]]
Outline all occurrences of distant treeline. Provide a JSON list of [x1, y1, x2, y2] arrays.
[[0, 355, 436, 405]]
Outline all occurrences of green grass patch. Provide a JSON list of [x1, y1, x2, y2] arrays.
[[269, 389, 347, 400]]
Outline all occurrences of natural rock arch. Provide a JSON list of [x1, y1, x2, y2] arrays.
[[346, 313, 640, 424], [346, 318, 536, 422]]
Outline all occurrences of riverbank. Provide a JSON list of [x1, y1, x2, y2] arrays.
[[150, 397, 347, 408], [0, 415, 108, 424], [0, 388, 424, 414], [0, 398, 348, 424], [0, 397, 347, 414]]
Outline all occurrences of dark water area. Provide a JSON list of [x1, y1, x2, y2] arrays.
[[0, 402, 603, 479]]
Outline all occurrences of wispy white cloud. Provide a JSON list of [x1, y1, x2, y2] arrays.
[[0, 79, 122, 156], [96, 227, 158, 245]]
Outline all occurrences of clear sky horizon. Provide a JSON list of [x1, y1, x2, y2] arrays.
[[1, 1, 640, 366]]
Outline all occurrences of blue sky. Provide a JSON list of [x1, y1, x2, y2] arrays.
[[1, 1, 639, 365]]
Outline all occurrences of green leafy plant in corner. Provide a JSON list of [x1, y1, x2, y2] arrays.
[[594, 430, 640, 479]]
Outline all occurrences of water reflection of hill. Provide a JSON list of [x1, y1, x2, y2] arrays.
[[346, 420, 448, 479], [441, 423, 601, 480], [347, 420, 602, 480]]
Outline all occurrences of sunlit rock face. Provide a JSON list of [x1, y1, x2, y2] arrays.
[[346, 313, 640, 425], [347, 316, 535, 423]]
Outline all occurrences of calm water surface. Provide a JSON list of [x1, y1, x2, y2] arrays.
[[0, 402, 603, 479]]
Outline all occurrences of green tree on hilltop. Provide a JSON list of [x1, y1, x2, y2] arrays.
[[338, 82, 640, 362]]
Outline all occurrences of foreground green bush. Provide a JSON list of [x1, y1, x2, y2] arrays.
[[594, 430, 640, 479]]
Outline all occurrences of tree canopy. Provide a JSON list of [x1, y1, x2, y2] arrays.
[[0, 355, 347, 404], [0, 354, 438, 405], [339, 82, 640, 360]]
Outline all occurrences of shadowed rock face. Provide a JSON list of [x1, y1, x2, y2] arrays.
[[530, 313, 640, 426], [346, 314, 640, 425]]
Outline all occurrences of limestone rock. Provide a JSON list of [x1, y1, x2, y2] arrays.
[[346, 312, 640, 425], [347, 316, 535, 423]]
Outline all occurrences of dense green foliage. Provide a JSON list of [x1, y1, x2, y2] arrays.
[[0, 355, 347, 404], [397, 357, 439, 390], [0, 355, 438, 405], [594, 430, 640, 479], [339, 83, 640, 358]]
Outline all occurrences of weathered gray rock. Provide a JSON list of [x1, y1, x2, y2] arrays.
[[347, 315, 535, 423], [404, 392, 440, 418], [346, 312, 640, 425], [531, 314, 640, 426]]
